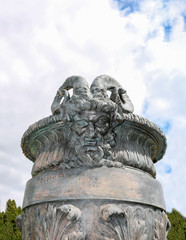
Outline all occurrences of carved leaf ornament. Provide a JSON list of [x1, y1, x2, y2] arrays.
[[100, 205, 148, 240]]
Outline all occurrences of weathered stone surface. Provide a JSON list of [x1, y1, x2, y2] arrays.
[[21, 202, 170, 240], [21, 75, 169, 239], [23, 167, 165, 210]]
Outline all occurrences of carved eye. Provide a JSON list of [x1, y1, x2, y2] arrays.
[[95, 116, 110, 128], [92, 87, 99, 93], [75, 120, 88, 127]]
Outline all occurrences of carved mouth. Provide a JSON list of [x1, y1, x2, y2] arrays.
[[84, 137, 99, 146]]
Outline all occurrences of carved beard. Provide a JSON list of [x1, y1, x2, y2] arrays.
[[60, 130, 116, 169], [69, 131, 105, 166]]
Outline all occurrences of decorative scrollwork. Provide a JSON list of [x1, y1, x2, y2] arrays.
[[154, 211, 171, 240], [99, 204, 170, 240], [100, 205, 147, 240], [22, 204, 84, 240]]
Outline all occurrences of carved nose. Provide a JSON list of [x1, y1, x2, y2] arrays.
[[87, 122, 96, 137]]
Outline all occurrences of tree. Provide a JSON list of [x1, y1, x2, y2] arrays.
[[167, 208, 186, 240], [0, 199, 22, 240]]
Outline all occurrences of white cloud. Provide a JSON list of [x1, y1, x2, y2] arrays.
[[0, 0, 185, 216]]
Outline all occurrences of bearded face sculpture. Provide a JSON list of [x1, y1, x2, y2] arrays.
[[49, 75, 134, 170], [65, 111, 111, 167], [57, 100, 123, 169]]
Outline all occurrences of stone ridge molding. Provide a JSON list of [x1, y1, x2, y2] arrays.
[[22, 112, 166, 160]]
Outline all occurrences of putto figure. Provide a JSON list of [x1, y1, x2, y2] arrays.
[[51, 74, 134, 116]]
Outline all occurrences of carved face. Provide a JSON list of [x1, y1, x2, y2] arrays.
[[91, 84, 108, 98], [73, 85, 91, 98], [68, 110, 112, 164], [72, 111, 110, 146]]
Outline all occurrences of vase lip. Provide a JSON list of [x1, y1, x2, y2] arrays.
[[21, 113, 167, 163], [21, 76, 167, 179]]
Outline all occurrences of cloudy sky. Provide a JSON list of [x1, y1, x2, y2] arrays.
[[0, 0, 186, 216]]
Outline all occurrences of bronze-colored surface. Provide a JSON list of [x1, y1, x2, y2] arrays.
[[23, 166, 165, 210], [21, 76, 169, 239]]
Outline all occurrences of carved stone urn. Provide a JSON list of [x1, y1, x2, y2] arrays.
[[21, 75, 170, 239]]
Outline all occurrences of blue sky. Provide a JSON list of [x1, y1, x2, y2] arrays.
[[114, 0, 186, 41], [113, 0, 141, 14], [0, 0, 186, 216]]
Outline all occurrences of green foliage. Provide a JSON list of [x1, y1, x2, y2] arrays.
[[167, 209, 186, 240], [0, 199, 22, 240]]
